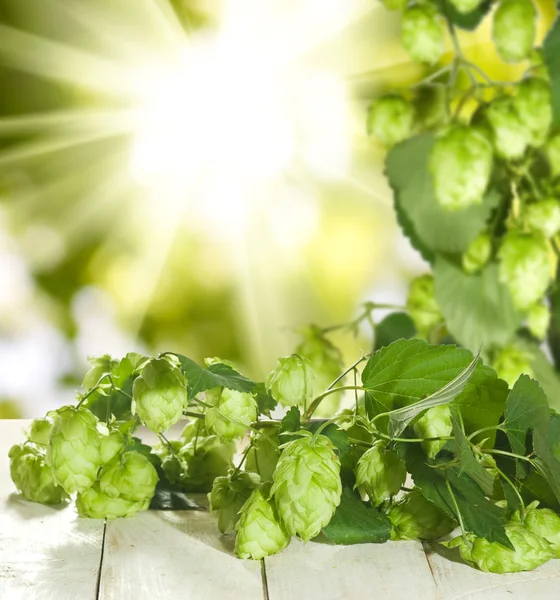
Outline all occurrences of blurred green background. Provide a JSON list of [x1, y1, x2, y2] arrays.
[[0, 0, 555, 416]]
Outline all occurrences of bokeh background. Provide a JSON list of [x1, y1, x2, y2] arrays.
[[0, 0, 555, 417]]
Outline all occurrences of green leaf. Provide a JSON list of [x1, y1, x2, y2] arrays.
[[435, 0, 492, 31], [362, 339, 508, 439], [533, 419, 560, 504], [386, 134, 501, 258], [434, 258, 523, 354], [393, 196, 435, 263], [322, 488, 392, 545], [387, 350, 480, 438], [280, 406, 301, 434], [543, 17, 560, 127], [307, 422, 350, 458], [174, 354, 255, 399], [374, 312, 416, 352], [451, 411, 495, 496], [253, 382, 277, 417], [149, 479, 204, 511]]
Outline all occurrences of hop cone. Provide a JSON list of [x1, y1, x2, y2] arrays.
[[235, 488, 290, 560], [246, 429, 281, 482], [492, 343, 535, 387], [82, 354, 118, 390], [512, 502, 560, 558], [462, 233, 492, 275], [367, 95, 414, 147], [515, 78, 552, 146], [406, 274, 443, 336], [271, 434, 342, 541], [205, 388, 257, 440], [527, 303, 551, 341], [401, 5, 444, 65], [27, 417, 53, 446], [525, 199, 560, 240], [354, 442, 406, 506], [266, 354, 315, 409], [99, 451, 158, 503], [47, 405, 102, 495], [450, 0, 482, 13], [413, 405, 452, 459], [493, 0, 537, 64], [388, 489, 456, 541], [9, 443, 67, 505], [132, 358, 187, 432], [483, 97, 528, 160], [498, 231, 552, 311], [208, 469, 261, 534], [545, 133, 560, 178], [99, 428, 125, 464], [470, 522, 554, 573], [76, 483, 148, 519], [429, 125, 493, 211]]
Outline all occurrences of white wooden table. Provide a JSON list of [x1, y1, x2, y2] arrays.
[[2, 420, 560, 599]]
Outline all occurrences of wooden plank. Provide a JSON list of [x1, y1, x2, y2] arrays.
[[0, 419, 105, 600], [424, 541, 560, 599], [264, 538, 437, 600], [99, 509, 264, 600]]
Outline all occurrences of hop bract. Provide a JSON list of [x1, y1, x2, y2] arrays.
[[401, 5, 444, 65], [429, 125, 493, 211], [208, 469, 261, 534], [235, 488, 291, 560], [246, 429, 281, 482], [413, 405, 452, 459], [462, 233, 492, 275], [9, 443, 68, 505], [492, 343, 535, 387], [525, 199, 560, 240], [271, 434, 342, 541], [527, 303, 551, 341], [132, 358, 187, 433], [99, 428, 125, 464], [367, 95, 414, 147], [27, 417, 53, 446], [498, 231, 552, 311], [493, 0, 537, 64], [47, 405, 102, 495], [515, 78, 552, 146], [388, 489, 456, 541], [483, 97, 529, 160], [76, 483, 148, 519], [205, 388, 257, 440], [545, 133, 560, 178], [354, 442, 406, 506], [450, 0, 483, 13], [265, 354, 315, 409], [82, 354, 118, 390], [406, 274, 443, 336], [99, 451, 158, 503], [513, 501, 560, 558]]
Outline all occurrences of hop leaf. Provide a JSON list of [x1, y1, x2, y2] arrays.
[[493, 0, 537, 64], [429, 125, 493, 211], [514, 77, 552, 147], [525, 199, 560, 239], [406, 274, 443, 336], [271, 433, 342, 541], [483, 96, 529, 160], [132, 358, 187, 433], [76, 482, 149, 519], [9, 443, 68, 505], [527, 302, 551, 341], [545, 133, 560, 178], [449, 0, 483, 13], [387, 489, 456, 541], [47, 405, 102, 495], [235, 488, 291, 560], [265, 355, 315, 408], [462, 233, 492, 275], [401, 5, 445, 65], [354, 442, 406, 506], [412, 405, 453, 459], [367, 95, 415, 147], [205, 388, 257, 440], [208, 469, 261, 534], [498, 231, 552, 311], [26, 417, 53, 446], [492, 343, 535, 387], [512, 501, 560, 557], [99, 451, 158, 503]]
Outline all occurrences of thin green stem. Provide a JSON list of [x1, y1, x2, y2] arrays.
[[466, 425, 503, 442], [232, 442, 253, 478], [183, 410, 205, 419], [374, 431, 454, 444], [76, 373, 113, 409], [304, 385, 367, 420], [446, 479, 469, 545], [482, 448, 536, 466]]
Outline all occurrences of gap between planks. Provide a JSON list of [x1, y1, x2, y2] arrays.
[[260, 559, 270, 600], [95, 519, 108, 600]]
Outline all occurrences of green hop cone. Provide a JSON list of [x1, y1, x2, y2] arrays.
[[271, 433, 342, 541], [99, 451, 158, 503], [527, 302, 551, 340], [512, 501, 560, 557], [235, 488, 291, 560], [99, 428, 125, 464], [354, 442, 406, 506], [82, 354, 118, 390], [380, 0, 407, 10], [246, 429, 281, 482], [367, 94, 414, 147], [401, 5, 445, 65], [462, 233, 492, 275], [545, 133, 560, 178], [27, 417, 53, 446], [413, 405, 453, 459], [449, 0, 483, 13], [498, 231, 552, 311], [205, 388, 257, 440], [47, 405, 102, 495], [429, 125, 493, 211], [9, 443, 68, 505], [265, 354, 315, 408], [469, 522, 554, 573], [132, 358, 187, 433], [493, 0, 537, 64], [492, 343, 535, 387], [514, 77, 552, 146], [525, 199, 560, 239], [388, 489, 456, 541], [406, 274, 443, 336], [181, 417, 209, 442], [76, 482, 148, 519], [208, 469, 261, 534], [483, 97, 529, 160]]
